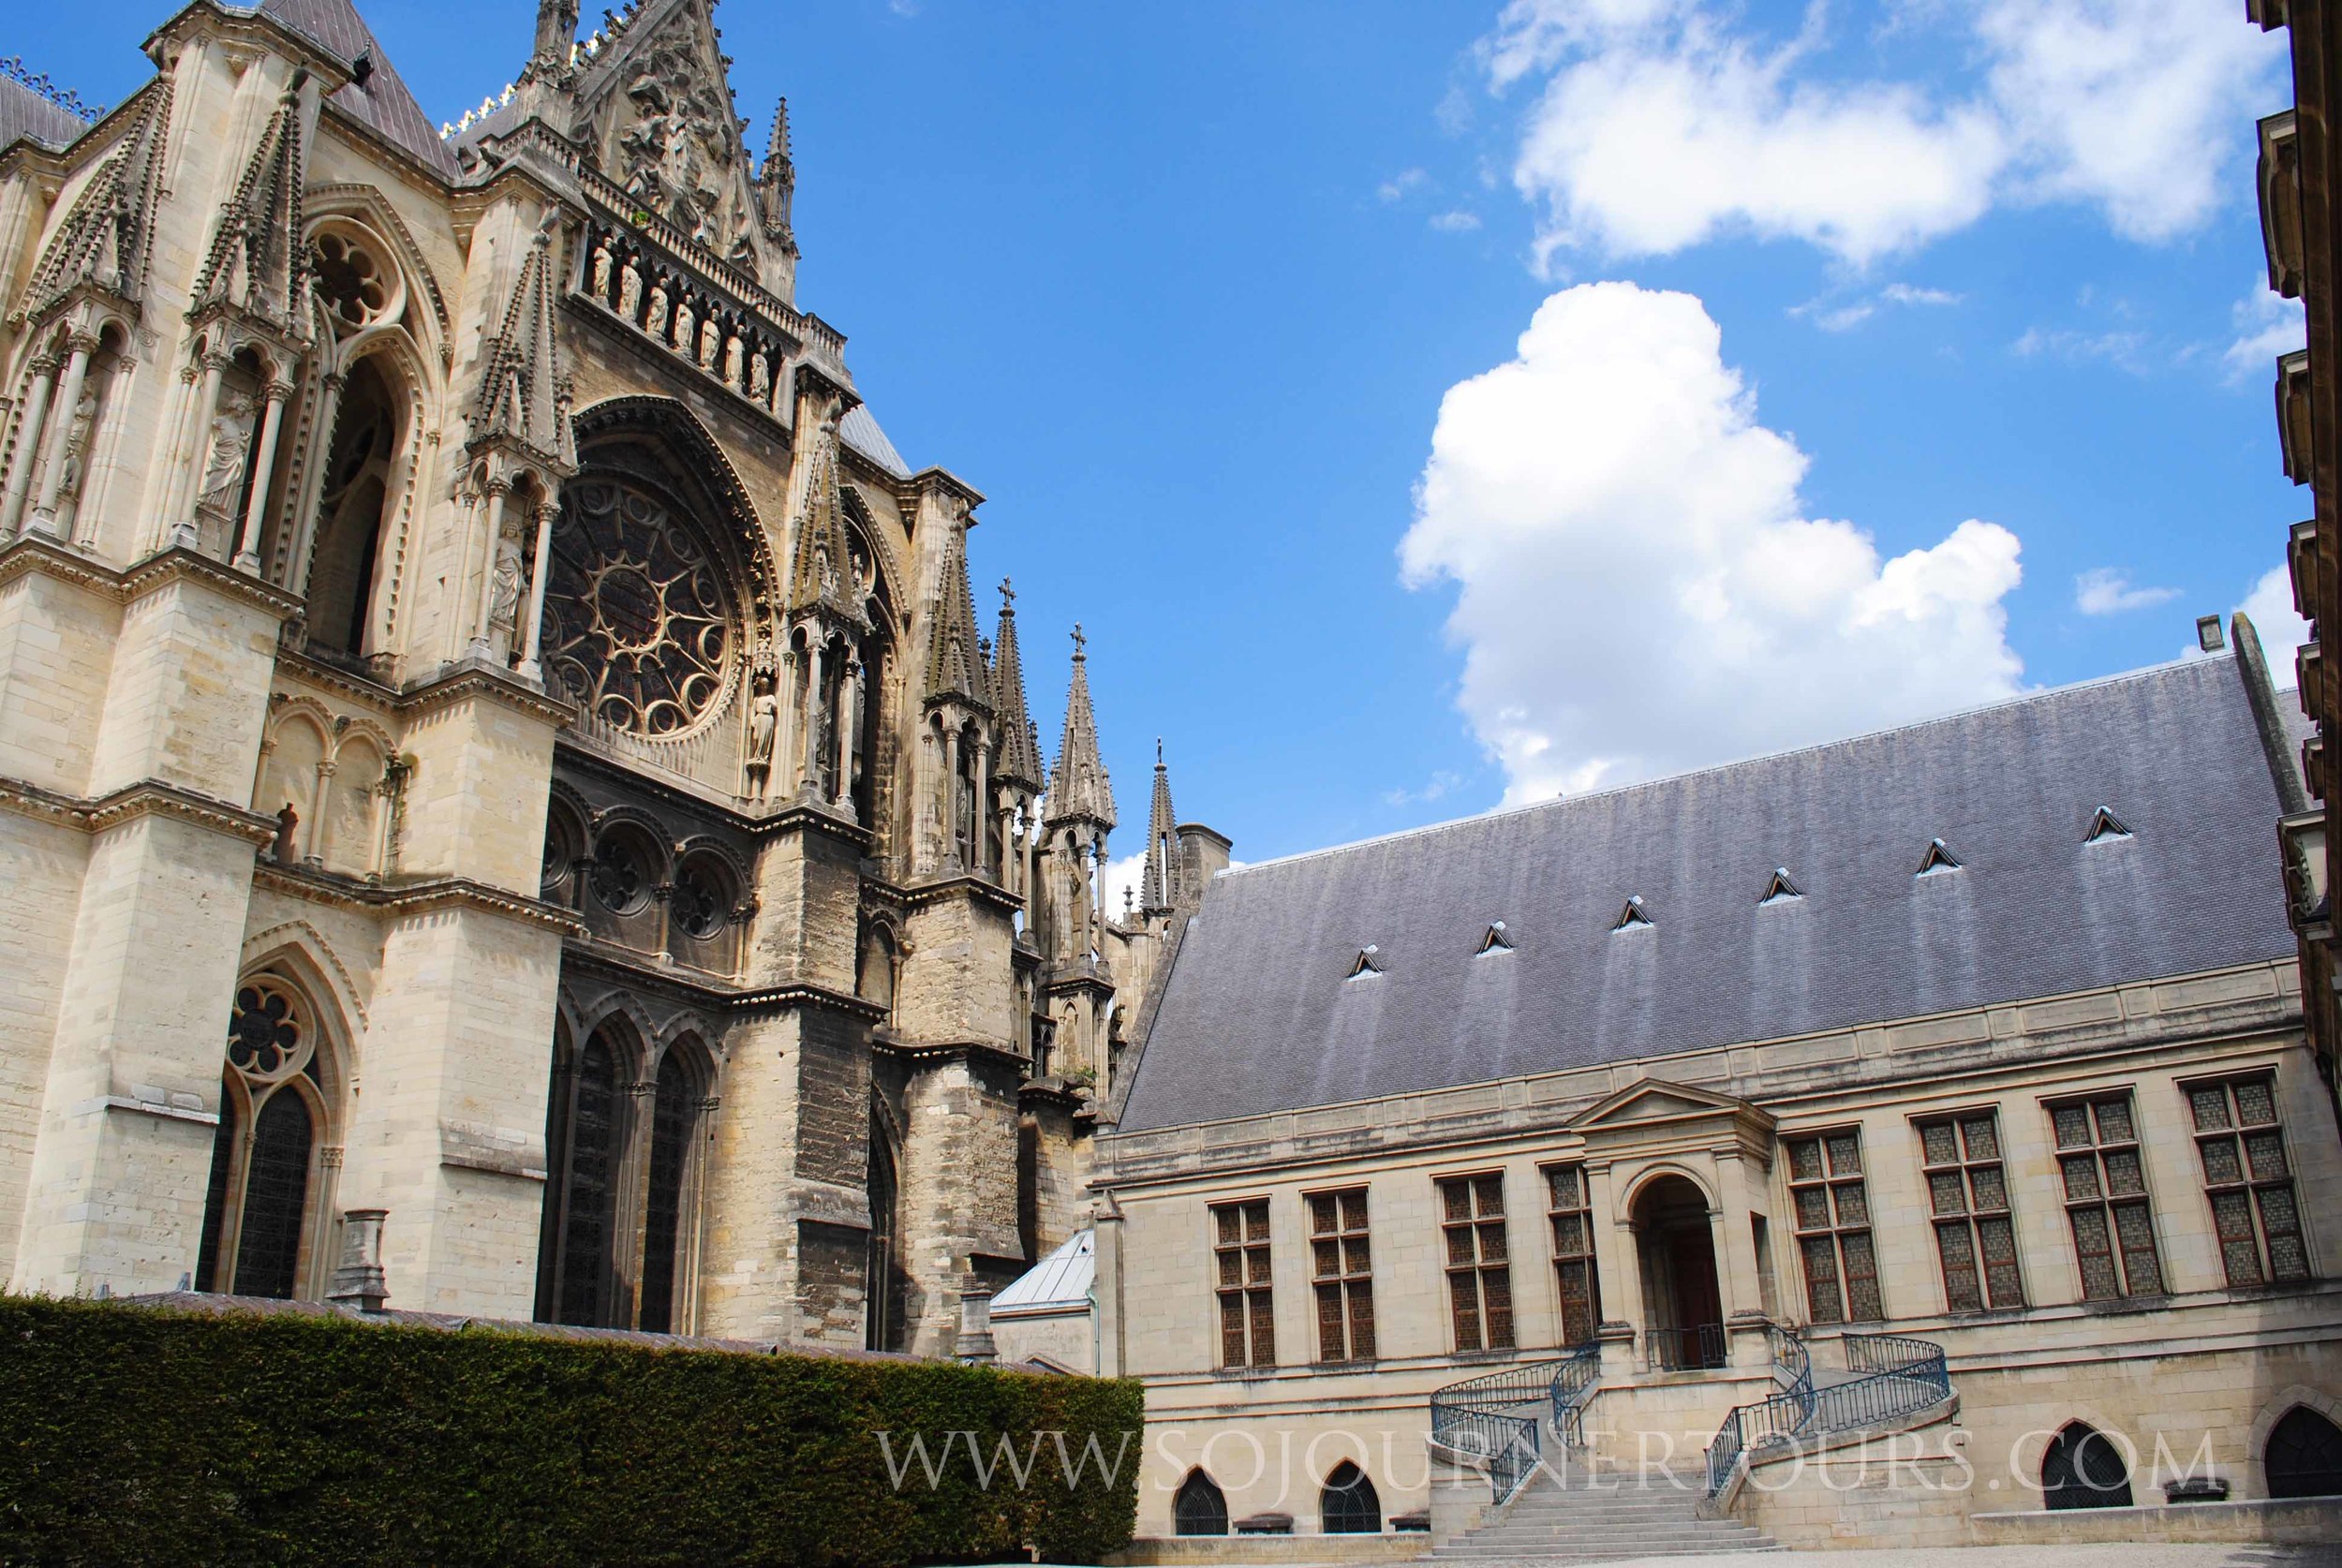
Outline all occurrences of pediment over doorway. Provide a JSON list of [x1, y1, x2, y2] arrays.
[[1566, 1078, 1776, 1160]]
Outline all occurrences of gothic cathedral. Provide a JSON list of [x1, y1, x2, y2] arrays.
[[0, 0, 1223, 1352]]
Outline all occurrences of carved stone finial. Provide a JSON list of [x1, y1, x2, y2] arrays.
[[1072, 622, 1085, 658]]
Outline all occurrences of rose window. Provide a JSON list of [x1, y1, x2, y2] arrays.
[[545, 481, 733, 737], [228, 981, 310, 1081], [672, 863, 729, 939], [309, 229, 395, 332], [587, 833, 651, 915]]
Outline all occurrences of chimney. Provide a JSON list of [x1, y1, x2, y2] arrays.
[[956, 1288, 997, 1364], [326, 1208, 390, 1314]]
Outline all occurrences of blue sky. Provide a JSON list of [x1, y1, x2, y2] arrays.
[[19, 0, 2306, 885]]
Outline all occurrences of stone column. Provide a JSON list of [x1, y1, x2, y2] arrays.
[[517, 501, 558, 682], [24, 333, 95, 536], [172, 349, 230, 545], [467, 479, 511, 657], [304, 759, 335, 865], [941, 722, 962, 864], [285, 371, 346, 590], [2, 351, 60, 533], [1587, 1161, 1643, 1377], [834, 656, 860, 810], [972, 732, 993, 877], [797, 638, 826, 795], [230, 380, 291, 572]]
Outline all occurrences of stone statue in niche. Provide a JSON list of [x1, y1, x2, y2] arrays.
[[722, 333, 744, 389], [491, 524, 525, 635], [57, 380, 98, 500], [198, 392, 255, 520], [747, 665, 778, 795], [590, 239, 613, 300], [643, 277, 669, 339], [698, 317, 719, 372], [672, 294, 695, 356], [748, 350, 769, 403], [617, 254, 642, 319]]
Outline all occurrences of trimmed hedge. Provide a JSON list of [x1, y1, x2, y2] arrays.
[[0, 1296, 1140, 1567]]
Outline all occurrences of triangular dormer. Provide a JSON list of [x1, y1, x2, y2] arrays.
[[1916, 838, 1962, 875], [1477, 922, 1512, 954], [1758, 867, 1801, 904], [1612, 895, 1653, 931], [1347, 945, 1383, 979], [2084, 806, 2131, 844]]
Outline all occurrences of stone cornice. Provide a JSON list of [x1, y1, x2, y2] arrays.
[[903, 870, 1022, 916], [874, 1034, 1030, 1075], [0, 774, 277, 847], [910, 466, 986, 512], [734, 980, 885, 1021], [272, 645, 401, 715], [1018, 1077, 1087, 1112], [405, 658, 575, 727], [0, 537, 301, 622], [252, 860, 587, 936], [563, 938, 749, 1008]]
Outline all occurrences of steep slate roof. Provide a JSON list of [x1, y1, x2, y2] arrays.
[[839, 403, 909, 478], [992, 1230, 1093, 1318], [1118, 656, 2302, 1133], [256, 0, 460, 178], [0, 73, 92, 153]]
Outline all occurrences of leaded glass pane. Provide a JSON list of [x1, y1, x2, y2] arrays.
[[2053, 1104, 2091, 1147], [1313, 1238, 1340, 1277], [1249, 1290, 1276, 1365], [1929, 1171, 1967, 1215], [1217, 1207, 1240, 1246], [1342, 1236, 1371, 1274], [2061, 1154, 2101, 1202], [2234, 1078, 2276, 1126], [1843, 1233, 1883, 1321], [230, 1088, 313, 1300], [2094, 1097, 2135, 1143], [2200, 1137, 2244, 1186], [1310, 1194, 1337, 1235], [1340, 1191, 1368, 1231], [1347, 1285, 1376, 1359], [1970, 1163, 2008, 1212], [1796, 1187, 1831, 1229], [1801, 1234, 1843, 1323], [1245, 1205, 1271, 1242], [1547, 1166, 1583, 1207], [1219, 1251, 1242, 1288], [2112, 1202, 2161, 1294], [2188, 1087, 2231, 1132], [2103, 1148, 2145, 1197], [2071, 1208, 2118, 1300], [1832, 1182, 1869, 1226], [1479, 1221, 1508, 1262], [1979, 1215, 2023, 1306], [1922, 1122, 1960, 1164], [1826, 1133, 1861, 1175], [1787, 1139, 1823, 1181], [1445, 1228, 1475, 1268], [2210, 1191, 2263, 1286], [1551, 1213, 1586, 1255], [1935, 1221, 1981, 1311], [2245, 1131, 2290, 1181], [1961, 1117, 2000, 1161], [1484, 1268, 1514, 1347], [1475, 1175, 1505, 1215], [1444, 1182, 1472, 1222]]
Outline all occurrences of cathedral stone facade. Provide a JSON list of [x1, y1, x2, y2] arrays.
[[0, 0, 1221, 1354]]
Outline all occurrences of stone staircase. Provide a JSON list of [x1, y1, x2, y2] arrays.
[[1422, 1466, 1778, 1562]]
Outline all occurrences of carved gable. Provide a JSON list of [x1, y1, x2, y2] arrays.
[[1571, 1079, 1772, 1132], [576, 0, 765, 275]]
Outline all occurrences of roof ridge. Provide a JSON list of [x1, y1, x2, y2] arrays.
[[1223, 655, 2237, 880]]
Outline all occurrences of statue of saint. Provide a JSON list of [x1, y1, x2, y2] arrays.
[[643, 280, 669, 340], [747, 670, 779, 794], [57, 381, 98, 500], [617, 256, 642, 320], [590, 240, 613, 301], [198, 394, 255, 518], [672, 296, 695, 358], [490, 527, 525, 635]]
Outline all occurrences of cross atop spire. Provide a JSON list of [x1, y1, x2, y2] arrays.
[[999, 576, 1015, 608], [1045, 627, 1114, 829], [1072, 623, 1086, 658], [989, 575, 1045, 790]]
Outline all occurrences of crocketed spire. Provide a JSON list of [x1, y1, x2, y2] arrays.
[[786, 407, 868, 627], [923, 529, 989, 709], [471, 218, 574, 469], [1045, 626, 1115, 829], [990, 578, 1045, 790], [21, 81, 170, 320], [1141, 739, 1178, 915], [191, 86, 307, 330]]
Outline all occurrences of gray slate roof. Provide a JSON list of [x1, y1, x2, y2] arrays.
[[1117, 656, 2301, 1132], [256, 0, 459, 178], [0, 73, 93, 153], [839, 402, 909, 478]]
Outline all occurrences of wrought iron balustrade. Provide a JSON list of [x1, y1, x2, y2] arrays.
[[1703, 1326, 1950, 1498], [1430, 1341, 1603, 1501], [1647, 1321, 1727, 1371]]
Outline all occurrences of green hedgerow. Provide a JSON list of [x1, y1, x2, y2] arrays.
[[0, 1296, 1140, 1568]]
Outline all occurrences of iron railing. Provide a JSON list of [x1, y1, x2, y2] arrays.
[[1647, 1321, 1727, 1371], [1703, 1328, 1949, 1498], [1430, 1342, 1603, 1501]]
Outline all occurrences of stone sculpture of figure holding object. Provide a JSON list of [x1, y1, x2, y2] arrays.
[[199, 393, 256, 518]]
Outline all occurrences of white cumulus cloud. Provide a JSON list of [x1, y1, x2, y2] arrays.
[[1486, 0, 2284, 267], [2237, 563, 2311, 673], [1401, 281, 2026, 805], [2075, 568, 2181, 615], [2225, 285, 2305, 385]]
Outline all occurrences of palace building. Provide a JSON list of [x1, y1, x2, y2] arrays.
[[0, 0, 1224, 1354], [1067, 645, 2342, 1551]]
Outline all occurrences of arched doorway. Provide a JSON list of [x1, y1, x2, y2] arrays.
[[1633, 1175, 1724, 1369], [2267, 1407, 2342, 1499], [2042, 1423, 2132, 1509]]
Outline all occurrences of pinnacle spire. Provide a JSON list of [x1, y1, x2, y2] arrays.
[[1141, 738, 1179, 914], [22, 80, 171, 319], [472, 217, 574, 470], [786, 406, 867, 626], [924, 529, 989, 708], [991, 578, 1045, 789], [1045, 625, 1115, 829], [192, 85, 307, 330]]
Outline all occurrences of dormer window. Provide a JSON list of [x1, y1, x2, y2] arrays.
[[1759, 868, 1802, 905], [1347, 945, 1383, 980], [1917, 838, 1963, 875], [2085, 806, 2131, 844], [1612, 896, 1653, 931], [1477, 922, 1513, 955]]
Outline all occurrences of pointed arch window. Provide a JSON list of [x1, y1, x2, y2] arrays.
[[548, 1029, 621, 1327], [638, 1043, 707, 1335], [196, 977, 334, 1299], [2266, 1406, 2342, 1499], [2041, 1423, 2132, 1510], [1320, 1461, 1380, 1533], [1174, 1470, 1229, 1535]]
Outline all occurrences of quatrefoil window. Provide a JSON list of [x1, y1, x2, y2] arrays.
[[672, 859, 731, 940], [545, 481, 734, 738], [588, 832, 653, 916], [228, 981, 311, 1082], [308, 227, 400, 333]]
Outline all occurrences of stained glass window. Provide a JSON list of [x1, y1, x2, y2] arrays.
[[1786, 1130, 1881, 1324], [1544, 1164, 1602, 1347], [2186, 1073, 2312, 1287], [1439, 1174, 1513, 1352], [2051, 1091, 2163, 1300], [1919, 1111, 2025, 1311], [1212, 1200, 1276, 1370], [545, 480, 734, 737]]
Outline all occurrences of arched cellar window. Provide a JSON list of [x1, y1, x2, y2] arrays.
[[2041, 1423, 2132, 1510], [1321, 1461, 1380, 1534], [637, 1043, 707, 1335], [195, 978, 331, 1298], [304, 356, 399, 657], [1174, 1470, 1228, 1536], [2267, 1407, 2342, 1500]]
